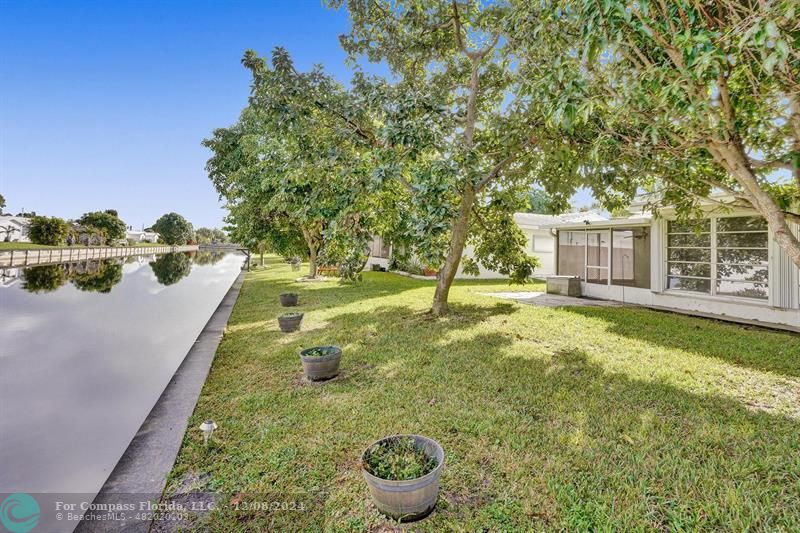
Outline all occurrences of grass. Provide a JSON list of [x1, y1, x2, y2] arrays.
[[0, 242, 61, 250], [165, 255, 800, 531]]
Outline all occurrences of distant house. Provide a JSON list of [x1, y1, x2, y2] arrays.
[[545, 196, 799, 330], [0, 215, 31, 242], [125, 228, 159, 243]]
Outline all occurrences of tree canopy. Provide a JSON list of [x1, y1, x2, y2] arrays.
[[514, 0, 800, 266], [152, 212, 194, 245], [28, 216, 70, 246], [195, 227, 227, 244], [78, 210, 126, 244]]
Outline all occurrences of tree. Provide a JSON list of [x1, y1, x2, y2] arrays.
[[78, 210, 126, 244], [205, 51, 370, 278], [195, 227, 227, 244], [28, 216, 70, 246], [0, 193, 5, 213], [323, 0, 621, 314], [526, 189, 558, 215], [152, 213, 194, 245], [150, 252, 193, 285], [518, 0, 800, 267]]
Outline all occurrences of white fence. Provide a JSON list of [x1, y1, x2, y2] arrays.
[[0, 245, 199, 268]]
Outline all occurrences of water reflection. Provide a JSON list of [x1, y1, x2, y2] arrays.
[[0, 252, 244, 511], [149, 253, 193, 286], [12, 251, 232, 294]]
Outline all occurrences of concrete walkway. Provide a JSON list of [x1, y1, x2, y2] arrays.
[[480, 291, 624, 308]]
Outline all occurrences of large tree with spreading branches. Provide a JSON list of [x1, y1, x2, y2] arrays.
[[205, 51, 373, 279], [322, 0, 637, 315], [515, 0, 800, 266]]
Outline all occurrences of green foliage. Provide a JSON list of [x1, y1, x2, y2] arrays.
[[21, 264, 67, 292], [152, 213, 194, 245], [78, 210, 126, 244], [0, 193, 5, 212], [514, 0, 800, 260], [149, 252, 192, 285], [195, 227, 227, 244], [70, 260, 123, 293], [363, 437, 438, 481], [28, 216, 70, 246], [526, 188, 558, 215]]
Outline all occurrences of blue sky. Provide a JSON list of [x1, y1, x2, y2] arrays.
[[1, 1, 593, 229]]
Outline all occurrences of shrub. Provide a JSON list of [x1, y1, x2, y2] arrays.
[[28, 216, 70, 246]]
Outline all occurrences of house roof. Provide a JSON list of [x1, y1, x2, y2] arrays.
[[0, 216, 31, 227], [543, 214, 653, 230], [513, 211, 608, 229]]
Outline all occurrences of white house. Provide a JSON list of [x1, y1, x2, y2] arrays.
[[365, 211, 607, 279], [125, 229, 159, 243], [545, 198, 799, 331], [0, 215, 32, 242]]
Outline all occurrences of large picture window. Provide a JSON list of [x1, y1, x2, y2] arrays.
[[666, 216, 768, 299]]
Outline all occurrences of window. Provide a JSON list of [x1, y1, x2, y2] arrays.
[[557, 231, 586, 279], [667, 219, 711, 293], [586, 231, 610, 285], [532, 235, 554, 253], [611, 228, 650, 288], [666, 216, 768, 300], [715, 216, 768, 300]]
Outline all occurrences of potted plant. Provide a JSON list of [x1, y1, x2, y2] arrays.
[[361, 435, 444, 522], [278, 312, 303, 332], [299, 345, 342, 381], [290, 256, 301, 272], [279, 292, 299, 306], [422, 266, 438, 277]]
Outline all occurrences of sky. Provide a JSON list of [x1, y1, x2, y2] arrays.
[[0, 0, 593, 229]]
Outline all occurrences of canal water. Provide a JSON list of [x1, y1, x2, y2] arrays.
[[0, 251, 244, 501]]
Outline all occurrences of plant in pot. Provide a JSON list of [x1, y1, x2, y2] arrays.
[[422, 266, 438, 277], [277, 312, 303, 332], [299, 345, 342, 381], [279, 292, 299, 306], [361, 435, 444, 522], [290, 256, 301, 272]]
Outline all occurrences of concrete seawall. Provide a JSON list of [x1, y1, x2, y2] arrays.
[[0, 244, 199, 268]]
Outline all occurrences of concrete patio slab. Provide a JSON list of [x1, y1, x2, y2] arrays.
[[479, 291, 625, 308]]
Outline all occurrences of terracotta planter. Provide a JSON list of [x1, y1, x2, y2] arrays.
[[361, 435, 444, 522], [422, 268, 437, 277], [280, 293, 299, 307], [278, 312, 303, 332], [299, 345, 342, 381]]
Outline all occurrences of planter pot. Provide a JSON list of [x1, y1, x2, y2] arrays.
[[279, 293, 299, 307], [361, 435, 445, 522], [422, 268, 437, 277], [278, 313, 303, 333], [299, 345, 342, 381]]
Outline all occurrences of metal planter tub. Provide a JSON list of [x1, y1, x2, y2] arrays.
[[299, 345, 342, 381], [361, 435, 445, 522], [279, 292, 299, 307], [278, 312, 303, 333]]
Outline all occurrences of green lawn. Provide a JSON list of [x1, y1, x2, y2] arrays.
[[165, 255, 800, 531], [0, 242, 61, 250]]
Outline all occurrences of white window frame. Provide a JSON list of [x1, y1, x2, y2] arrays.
[[664, 215, 769, 300]]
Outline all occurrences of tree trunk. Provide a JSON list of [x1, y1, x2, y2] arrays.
[[709, 141, 800, 268], [301, 227, 320, 279], [308, 245, 318, 278], [431, 185, 476, 316]]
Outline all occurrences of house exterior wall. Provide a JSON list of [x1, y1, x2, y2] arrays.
[[554, 209, 800, 331]]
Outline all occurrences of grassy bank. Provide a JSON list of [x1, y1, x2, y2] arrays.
[[165, 255, 800, 530]]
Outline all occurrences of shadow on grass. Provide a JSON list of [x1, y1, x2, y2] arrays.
[[559, 306, 800, 378]]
